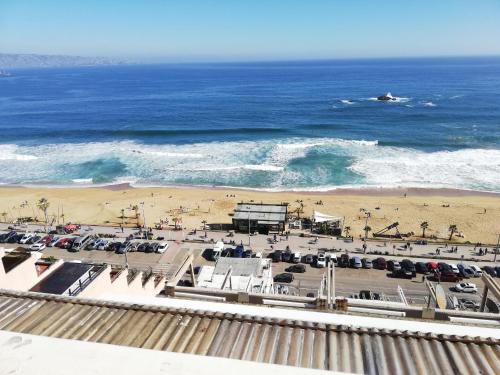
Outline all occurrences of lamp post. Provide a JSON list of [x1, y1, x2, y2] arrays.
[[494, 234, 500, 263], [140, 202, 146, 238], [364, 211, 371, 241], [248, 212, 251, 247]]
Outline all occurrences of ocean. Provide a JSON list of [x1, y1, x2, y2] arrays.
[[0, 57, 499, 192]]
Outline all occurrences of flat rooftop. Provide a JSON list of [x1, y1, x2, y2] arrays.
[[0, 289, 498, 374], [1, 250, 31, 273], [235, 203, 288, 214], [29, 262, 100, 295], [213, 257, 263, 277]]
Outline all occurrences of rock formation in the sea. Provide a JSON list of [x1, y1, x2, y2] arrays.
[[377, 92, 396, 101]]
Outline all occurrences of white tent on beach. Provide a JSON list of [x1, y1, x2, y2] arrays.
[[313, 211, 343, 224], [312, 211, 343, 235]]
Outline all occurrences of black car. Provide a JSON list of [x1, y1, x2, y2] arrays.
[[272, 250, 283, 263], [415, 262, 429, 274], [146, 243, 159, 253], [109, 242, 121, 252], [243, 250, 253, 258], [304, 254, 314, 264], [495, 266, 500, 278], [8, 234, 22, 243], [438, 262, 452, 273], [274, 273, 294, 283], [401, 259, 416, 277], [282, 250, 292, 262], [392, 268, 414, 279], [338, 254, 349, 268], [483, 266, 497, 277], [285, 264, 306, 273]]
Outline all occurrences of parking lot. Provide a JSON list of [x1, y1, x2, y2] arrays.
[[1, 223, 498, 310]]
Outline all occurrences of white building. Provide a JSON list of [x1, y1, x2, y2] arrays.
[[197, 257, 273, 293]]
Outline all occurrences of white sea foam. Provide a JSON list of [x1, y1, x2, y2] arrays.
[[340, 99, 354, 105], [0, 138, 498, 192], [0, 145, 38, 161], [423, 101, 437, 107]]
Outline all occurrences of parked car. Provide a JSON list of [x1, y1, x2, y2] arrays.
[[349, 256, 362, 269], [430, 272, 461, 282], [454, 282, 478, 293], [361, 258, 373, 269], [27, 235, 41, 244], [40, 235, 53, 244], [97, 239, 109, 251], [232, 245, 244, 258], [243, 249, 253, 258], [282, 250, 292, 262], [304, 254, 314, 264], [392, 268, 413, 279], [469, 265, 483, 277], [137, 242, 149, 252], [448, 263, 460, 275], [56, 237, 71, 248], [387, 260, 401, 272], [316, 252, 326, 268], [495, 266, 500, 278], [109, 242, 122, 252], [415, 262, 429, 274], [272, 250, 282, 262], [116, 242, 131, 254], [338, 254, 350, 268], [293, 252, 301, 263], [285, 264, 306, 273], [457, 264, 474, 279], [482, 266, 497, 277], [274, 273, 294, 283], [401, 259, 416, 277], [146, 242, 159, 253], [460, 299, 480, 309], [19, 233, 34, 244], [157, 242, 169, 254], [426, 261, 438, 271], [30, 243, 46, 251], [47, 236, 60, 247], [372, 257, 386, 270]]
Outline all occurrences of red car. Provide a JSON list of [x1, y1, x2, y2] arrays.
[[56, 237, 70, 248], [426, 261, 438, 270], [40, 235, 53, 244], [373, 257, 387, 270], [430, 271, 461, 282]]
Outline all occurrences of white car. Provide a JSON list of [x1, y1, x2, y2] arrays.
[[254, 251, 263, 258], [19, 233, 34, 244], [157, 242, 169, 254], [448, 263, 460, 274], [30, 243, 46, 251], [455, 282, 478, 293], [293, 252, 301, 263], [97, 239, 108, 251], [316, 253, 326, 268], [469, 265, 483, 277]]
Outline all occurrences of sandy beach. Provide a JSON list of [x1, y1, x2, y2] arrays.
[[0, 185, 499, 244]]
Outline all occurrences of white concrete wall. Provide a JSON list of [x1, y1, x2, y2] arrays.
[[0, 248, 63, 291]]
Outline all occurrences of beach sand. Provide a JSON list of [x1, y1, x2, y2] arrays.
[[0, 185, 499, 244]]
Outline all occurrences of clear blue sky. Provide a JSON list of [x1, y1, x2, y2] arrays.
[[1, 0, 500, 61]]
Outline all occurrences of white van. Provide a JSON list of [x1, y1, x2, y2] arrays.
[[71, 234, 92, 252], [293, 252, 301, 263]]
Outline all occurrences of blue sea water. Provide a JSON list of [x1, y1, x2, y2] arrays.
[[0, 57, 499, 191]]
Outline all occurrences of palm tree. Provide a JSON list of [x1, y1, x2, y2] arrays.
[[173, 217, 180, 230], [201, 220, 207, 229], [132, 205, 139, 219], [448, 225, 457, 241], [344, 226, 351, 238], [36, 198, 50, 232], [420, 221, 429, 238], [363, 225, 372, 240], [1, 212, 7, 223]]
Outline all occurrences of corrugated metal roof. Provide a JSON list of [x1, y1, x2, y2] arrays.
[[0, 289, 498, 374]]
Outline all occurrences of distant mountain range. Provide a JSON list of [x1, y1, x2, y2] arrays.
[[0, 53, 128, 68]]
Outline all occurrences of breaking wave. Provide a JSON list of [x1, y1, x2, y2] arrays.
[[0, 138, 498, 192]]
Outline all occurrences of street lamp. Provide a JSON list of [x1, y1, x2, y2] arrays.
[[494, 234, 500, 263], [364, 211, 371, 241], [140, 202, 146, 238]]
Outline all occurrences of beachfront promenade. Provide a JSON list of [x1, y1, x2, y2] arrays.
[[1, 222, 498, 266]]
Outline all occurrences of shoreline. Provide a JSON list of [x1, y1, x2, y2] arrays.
[[1, 183, 499, 198]]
